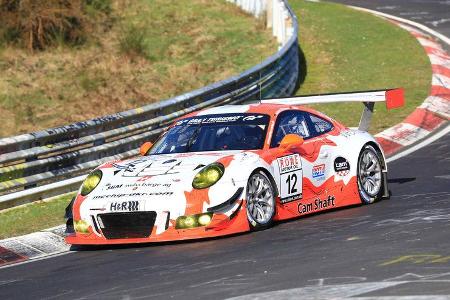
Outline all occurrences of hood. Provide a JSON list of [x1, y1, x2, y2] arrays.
[[83, 151, 243, 206], [78, 150, 267, 223], [103, 150, 241, 178]]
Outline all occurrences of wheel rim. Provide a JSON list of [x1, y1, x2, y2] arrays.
[[358, 149, 382, 197], [246, 173, 274, 225]]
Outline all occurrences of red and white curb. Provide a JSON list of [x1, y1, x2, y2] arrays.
[[0, 225, 68, 268], [1, 5, 449, 269], [349, 7, 450, 156]]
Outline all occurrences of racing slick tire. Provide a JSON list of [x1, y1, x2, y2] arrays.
[[245, 171, 276, 231], [357, 144, 384, 204]]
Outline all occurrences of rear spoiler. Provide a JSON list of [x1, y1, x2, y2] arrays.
[[261, 88, 404, 131]]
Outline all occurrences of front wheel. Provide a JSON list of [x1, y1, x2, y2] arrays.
[[246, 171, 276, 230], [357, 145, 383, 204]]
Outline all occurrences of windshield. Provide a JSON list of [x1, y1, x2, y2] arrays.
[[149, 113, 270, 154]]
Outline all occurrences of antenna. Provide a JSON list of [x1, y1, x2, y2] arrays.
[[259, 55, 262, 101]]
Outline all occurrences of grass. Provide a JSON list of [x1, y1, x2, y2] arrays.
[[0, 193, 74, 239], [291, 0, 431, 134], [118, 23, 149, 59], [0, 0, 276, 137]]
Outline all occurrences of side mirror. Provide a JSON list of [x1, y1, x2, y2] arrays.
[[139, 142, 153, 156], [279, 134, 304, 150]]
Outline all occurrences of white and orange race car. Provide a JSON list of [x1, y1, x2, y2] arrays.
[[65, 89, 404, 245]]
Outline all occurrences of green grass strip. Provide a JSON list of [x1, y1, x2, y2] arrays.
[[0, 193, 74, 239]]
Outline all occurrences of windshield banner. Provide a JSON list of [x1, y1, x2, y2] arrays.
[[175, 114, 269, 126]]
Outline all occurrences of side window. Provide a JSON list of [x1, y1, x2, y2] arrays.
[[308, 114, 333, 137], [271, 111, 311, 148]]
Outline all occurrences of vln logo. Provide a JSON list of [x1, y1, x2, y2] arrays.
[[312, 164, 325, 179]]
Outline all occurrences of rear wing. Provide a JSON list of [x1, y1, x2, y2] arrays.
[[261, 88, 404, 131]]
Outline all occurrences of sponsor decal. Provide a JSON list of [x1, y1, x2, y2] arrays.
[[114, 159, 181, 177], [112, 159, 150, 177], [312, 164, 325, 181], [242, 115, 264, 121], [277, 154, 303, 204], [297, 195, 335, 214], [175, 114, 269, 126], [110, 201, 140, 212], [334, 156, 350, 176], [340, 130, 356, 138], [104, 182, 172, 190], [106, 183, 123, 190], [112, 158, 147, 171], [93, 191, 174, 200], [277, 154, 301, 174], [281, 193, 302, 204], [187, 116, 242, 125]]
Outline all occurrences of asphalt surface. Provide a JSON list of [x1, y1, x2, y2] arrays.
[[0, 127, 448, 299], [328, 0, 450, 47], [1, 1, 450, 299]]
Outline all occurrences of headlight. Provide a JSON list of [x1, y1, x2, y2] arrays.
[[74, 220, 90, 234], [80, 170, 102, 196], [176, 213, 213, 229], [192, 163, 224, 189]]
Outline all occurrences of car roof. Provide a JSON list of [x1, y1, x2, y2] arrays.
[[186, 103, 329, 119]]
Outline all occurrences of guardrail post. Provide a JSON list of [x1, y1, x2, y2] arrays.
[[266, 0, 273, 28]]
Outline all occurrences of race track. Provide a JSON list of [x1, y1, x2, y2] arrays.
[[0, 133, 448, 299], [1, 1, 449, 299]]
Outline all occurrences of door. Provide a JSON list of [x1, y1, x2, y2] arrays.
[[271, 110, 335, 216]]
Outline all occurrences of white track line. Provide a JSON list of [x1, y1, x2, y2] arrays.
[[387, 124, 450, 163], [348, 5, 450, 46]]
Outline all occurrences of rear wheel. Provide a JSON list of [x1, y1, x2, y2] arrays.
[[246, 171, 276, 230], [357, 145, 383, 204]]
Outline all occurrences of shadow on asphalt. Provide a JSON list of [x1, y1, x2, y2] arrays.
[[388, 177, 416, 184], [69, 230, 252, 252]]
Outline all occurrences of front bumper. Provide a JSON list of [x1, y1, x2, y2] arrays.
[[65, 202, 249, 245]]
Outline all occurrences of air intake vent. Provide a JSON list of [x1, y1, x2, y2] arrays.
[[97, 212, 157, 239]]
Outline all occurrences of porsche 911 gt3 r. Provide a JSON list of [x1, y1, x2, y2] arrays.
[[65, 89, 404, 245]]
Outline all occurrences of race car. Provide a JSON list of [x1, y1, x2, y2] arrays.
[[65, 88, 404, 245]]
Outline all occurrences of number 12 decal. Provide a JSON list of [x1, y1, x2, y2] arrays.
[[277, 154, 303, 204], [285, 173, 298, 194]]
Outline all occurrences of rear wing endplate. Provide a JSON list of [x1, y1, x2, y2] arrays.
[[261, 88, 404, 131]]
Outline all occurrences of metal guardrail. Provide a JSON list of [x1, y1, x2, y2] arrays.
[[0, 0, 299, 210]]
